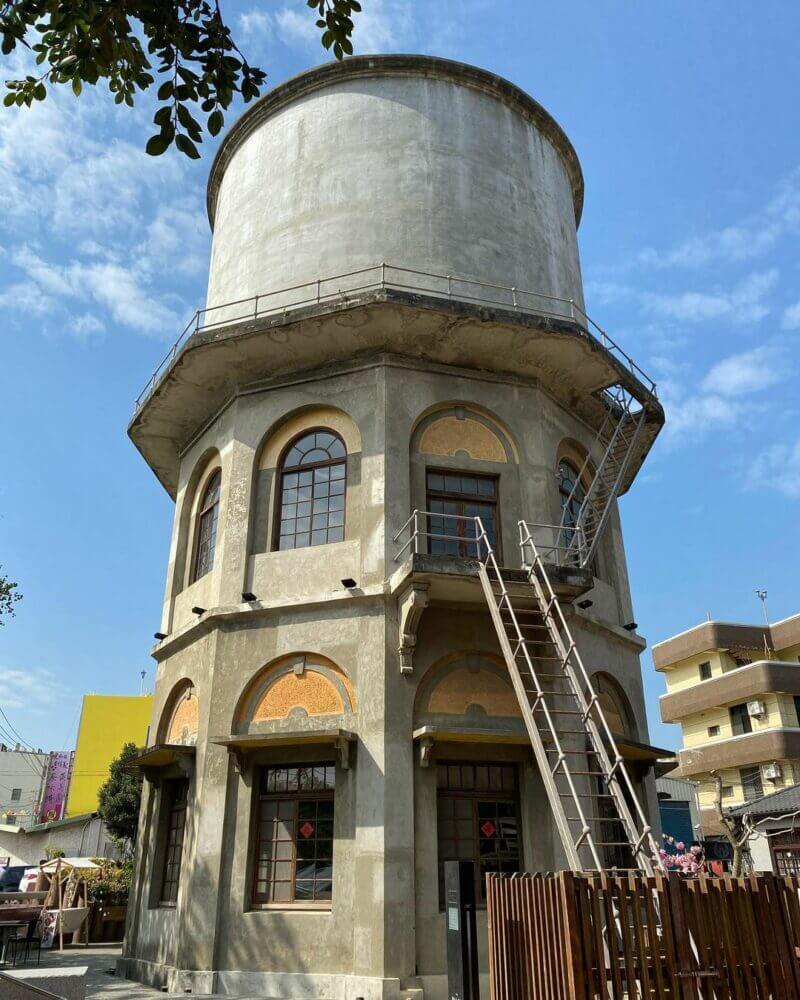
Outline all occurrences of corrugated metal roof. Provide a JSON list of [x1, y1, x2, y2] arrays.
[[729, 783, 800, 817]]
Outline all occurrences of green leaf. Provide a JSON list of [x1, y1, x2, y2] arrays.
[[145, 132, 170, 156], [72, 77, 82, 96], [154, 104, 171, 126], [208, 109, 223, 136], [3, 93, 15, 107], [157, 80, 173, 100], [175, 133, 200, 159]]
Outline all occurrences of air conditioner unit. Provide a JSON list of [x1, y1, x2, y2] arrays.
[[747, 700, 766, 718], [764, 762, 782, 781]]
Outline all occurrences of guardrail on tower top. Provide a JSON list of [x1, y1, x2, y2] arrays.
[[133, 262, 657, 413]]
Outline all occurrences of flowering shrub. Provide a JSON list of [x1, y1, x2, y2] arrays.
[[659, 835, 704, 874]]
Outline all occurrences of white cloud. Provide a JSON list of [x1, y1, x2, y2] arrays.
[[701, 346, 788, 397], [238, 9, 273, 40], [276, 0, 414, 54], [0, 53, 203, 344], [275, 7, 320, 48], [635, 168, 800, 271], [782, 300, 800, 330], [586, 269, 779, 326], [6, 245, 184, 337], [746, 438, 800, 499], [0, 667, 68, 715], [351, 0, 414, 52]]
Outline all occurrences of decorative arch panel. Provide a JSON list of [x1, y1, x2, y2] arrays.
[[161, 682, 200, 746], [236, 654, 356, 730]]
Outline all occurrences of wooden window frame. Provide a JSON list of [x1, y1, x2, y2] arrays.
[[699, 661, 712, 681], [273, 429, 347, 552], [190, 470, 221, 583], [159, 778, 189, 907], [251, 762, 336, 909], [435, 761, 521, 907], [425, 469, 501, 561]]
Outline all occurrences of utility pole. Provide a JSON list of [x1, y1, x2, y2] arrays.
[[755, 590, 769, 627]]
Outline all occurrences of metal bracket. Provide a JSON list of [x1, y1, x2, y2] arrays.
[[419, 736, 435, 768], [398, 583, 429, 674], [335, 735, 353, 770]]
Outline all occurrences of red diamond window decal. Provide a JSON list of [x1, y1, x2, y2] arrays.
[[299, 821, 315, 839], [480, 821, 496, 838]]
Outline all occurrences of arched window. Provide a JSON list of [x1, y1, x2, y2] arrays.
[[191, 471, 221, 581], [558, 460, 586, 532], [277, 430, 346, 550]]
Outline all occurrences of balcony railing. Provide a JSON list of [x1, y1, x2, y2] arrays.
[[393, 510, 585, 569], [133, 262, 657, 413]]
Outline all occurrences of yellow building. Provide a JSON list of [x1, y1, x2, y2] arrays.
[[654, 612, 800, 833], [66, 694, 153, 817]]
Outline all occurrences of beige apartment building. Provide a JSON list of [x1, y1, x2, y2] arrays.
[[655, 612, 800, 834]]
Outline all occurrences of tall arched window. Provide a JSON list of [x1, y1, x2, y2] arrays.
[[277, 430, 346, 550], [191, 470, 221, 581], [558, 460, 586, 532], [558, 459, 588, 563]]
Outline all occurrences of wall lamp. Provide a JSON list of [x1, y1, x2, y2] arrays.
[[576, 599, 593, 610], [153, 632, 167, 641], [341, 578, 357, 590], [623, 621, 638, 632], [191, 606, 206, 616], [242, 592, 258, 603]]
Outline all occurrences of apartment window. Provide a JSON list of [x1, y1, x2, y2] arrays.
[[436, 762, 520, 904], [740, 766, 764, 802], [708, 725, 720, 737], [729, 703, 752, 736], [722, 785, 734, 799], [793, 695, 800, 727], [10, 788, 21, 801], [252, 764, 335, 905], [191, 471, 221, 582], [277, 431, 346, 551], [699, 661, 712, 681], [426, 472, 498, 559], [159, 779, 189, 905], [4, 814, 16, 826]]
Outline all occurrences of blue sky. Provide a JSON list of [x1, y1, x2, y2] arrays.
[[1, 1, 798, 752]]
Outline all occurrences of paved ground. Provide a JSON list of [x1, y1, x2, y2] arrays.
[[29, 945, 273, 998], [34, 945, 166, 999]]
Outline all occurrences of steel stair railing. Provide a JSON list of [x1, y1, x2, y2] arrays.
[[471, 515, 660, 874], [559, 385, 648, 570]]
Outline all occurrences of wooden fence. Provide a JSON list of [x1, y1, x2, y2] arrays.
[[486, 872, 800, 999]]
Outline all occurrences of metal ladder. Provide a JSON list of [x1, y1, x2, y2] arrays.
[[474, 517, 660, 873], [560, 384, 648, 569]]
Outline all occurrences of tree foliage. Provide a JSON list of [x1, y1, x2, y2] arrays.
[[1, 0, 362, 158], [0, 567, 21, 625], [97, 741, 143, 853]]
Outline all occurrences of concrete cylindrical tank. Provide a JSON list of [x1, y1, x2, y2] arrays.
[[206, 55, 585, 314]]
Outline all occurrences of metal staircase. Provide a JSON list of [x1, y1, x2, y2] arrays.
[[473, 517, 660, 874], [559, 384, 649, 570]]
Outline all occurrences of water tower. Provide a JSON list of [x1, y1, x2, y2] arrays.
[[122, 55, 665, 998]]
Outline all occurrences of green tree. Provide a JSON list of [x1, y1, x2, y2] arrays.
[[1, 1, 362, 158], [0, 567, 21, 625], [97, 741, 143, 854]]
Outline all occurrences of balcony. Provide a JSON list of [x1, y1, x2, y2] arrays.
[[128, 263, 663, 496], [660, 660, 800, 723], [675, 728, 800, 777]]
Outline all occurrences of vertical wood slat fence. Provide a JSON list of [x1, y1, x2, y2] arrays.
[[486, 872, 800, 999]]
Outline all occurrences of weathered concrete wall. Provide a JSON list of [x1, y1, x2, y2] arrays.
[[122, 357, 658, 998], [124, 54, 658, 1000], [207, 57, 585, 316]]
